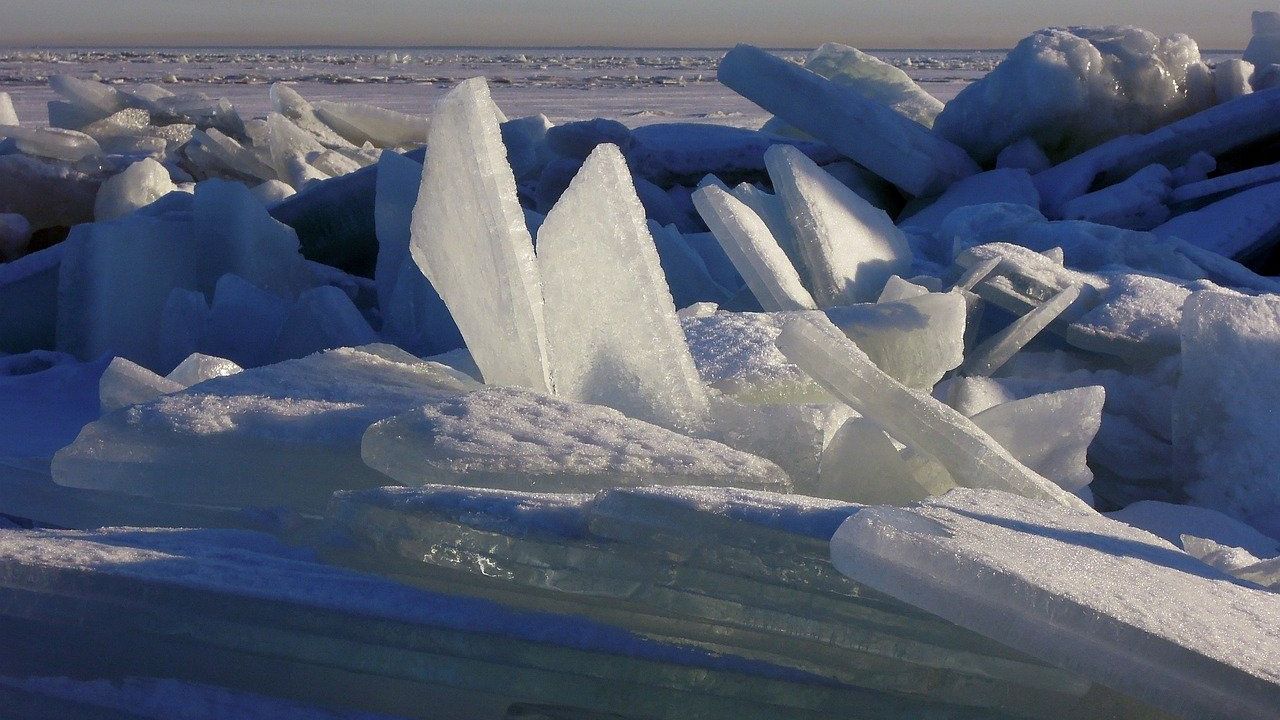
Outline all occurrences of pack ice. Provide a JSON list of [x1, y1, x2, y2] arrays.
[[1, 14, 1280, 719]]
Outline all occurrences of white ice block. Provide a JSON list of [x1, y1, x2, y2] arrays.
[[53, 345, 477, 511], [963, 284, 1083, 377], [1214, 59, 1254, 102], [764, 144, 911, 306], [1061, 163, 1171, 230], [718, 44, 978, 196], [98, 356, 182, 413], [538, 144, 709, 429], [313, 100, 431, 147], [831, 489, 1280, 720], [48, 75, 126, 120], [775, 314, 1090, 509], [268, 82, 357, 149], [192, 128, 277, 183], [164, 352, 242, 388], [899, 169, 1040, 236], [969, 387, 1103, 494], [828, 291, 967, 391], [93, 158, 176, 221], [800, 43, 943, 127], [0, 91, 17, 126], [692, 184, 816, 312], [409, 77, 551, 391], [1175, 290, 1280, 538], [361, 386, 790, 493], [1153, 180, 1280, 259], [265, 112, 328, 188], [876, 275, 930, 302], [250, 179, 295, 206]]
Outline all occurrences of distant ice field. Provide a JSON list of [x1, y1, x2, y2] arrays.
[[0, 46, 1242, 128]]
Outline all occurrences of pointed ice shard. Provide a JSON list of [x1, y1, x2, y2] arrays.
[[692, 184, 816, 312], [99, 356, 182, 413], [765, 145, 912, 306], [718, 44, 978, 196], [409, 77, 551, 391], [164, 353, 242, 388], [970, 387, 1103, 494], [775, 313, 1090, 509], [0, 92, 18, 126], [828, 291, 967, 390], [538, 144, 709, 429], [730, 182, 806, 275]]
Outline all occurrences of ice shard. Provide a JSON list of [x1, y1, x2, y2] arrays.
[[271, 286, 378, 360], [764, 145, 911, 306], [718, 44, 978, 196], [775, 314, 1091, 509], [537, 143, 709, 429], [692, 184, 816, 312], [818, 417, 955, 504], [361, 386, 789, 493], [98, 356, 182, 413], [828, 291, 967, 391], [164, 352, 242, 388], [0, 126, 100, 163], [832, 488, 1280, 720], [313, 100, 431, 147], [963, 284, 1083, 377], [1153, 180, 1280, 259], [969, 387, 1103, 494], [409, 77, 551, 391]]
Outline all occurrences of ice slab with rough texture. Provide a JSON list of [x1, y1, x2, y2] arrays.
[[1107, 501, 1280, 558], [718, 44, 977, 197], [801, 43, 943, 127], [410, 78, 551, 391], [361, 386, 789, 493], [692, 184, 816, 312], [776, 314, 1089, 509], [681, 311, 832, 404], [538, 144, 709, 429], [1175, 290, 1280, 537], [935, 26, 1213, 163], [765, 145, 911, 306], [832, 488, 1280, 720], [94, 158, 177, 221], [828, 291, 967, 390], [52, 345, 478, 512]]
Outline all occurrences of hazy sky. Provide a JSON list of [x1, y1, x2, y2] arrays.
[[0, 0, 1266, 49]]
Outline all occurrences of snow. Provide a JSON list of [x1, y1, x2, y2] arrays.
[[718, 44, 978, 196], [935, 26, 1213, 163], [409, 77, 552, 391], [831, 488, 1280, 720], [360, 386, 790, 493]]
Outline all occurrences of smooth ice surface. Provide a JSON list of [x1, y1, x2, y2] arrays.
[[718, 44, 977, 196], [313, 100, 431, 147], [969, 387, 1103, 493], [776, 314, 1089, 509], [538, 144, 709, 429], [52, 345, 478, 511], [1175, 290, 1280, 537], [832, 489, 1280, 720], [818, 417, 955, 504], [409, 77, 551, 391], [692, 184, 816, 312], [935, 26, 1212, 163], [765, 145, 911, 306], [828, 291, 966, 390], [94, 158, 177, 221], [98, 356, 182, 414], [899, 169, 1040, 236], [361, 386, 790, 493], [0, 126, 101, 162]]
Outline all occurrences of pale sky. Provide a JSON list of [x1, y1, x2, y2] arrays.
[[0, 0, 1266, 49]]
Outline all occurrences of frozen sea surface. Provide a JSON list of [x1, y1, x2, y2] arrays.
[[0, 46, 1025, 128]]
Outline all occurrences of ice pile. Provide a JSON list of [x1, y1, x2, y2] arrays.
[[2, 14, 1280, 720]]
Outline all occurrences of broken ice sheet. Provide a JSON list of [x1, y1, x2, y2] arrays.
[[765, 144, 912, 306], [361, 386, 790, 494], [537, 143, 709, 430], [776, 313, 1090, 510], [409, 77, 551, 391], [832, 488, 1280, 720]]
